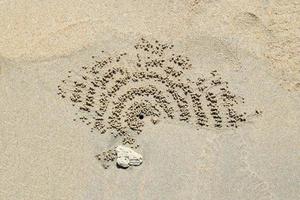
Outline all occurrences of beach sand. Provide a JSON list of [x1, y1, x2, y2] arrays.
[[0, 1, 299, 200]]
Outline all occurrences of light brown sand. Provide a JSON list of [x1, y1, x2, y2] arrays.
[[0, 1, 299, 200]]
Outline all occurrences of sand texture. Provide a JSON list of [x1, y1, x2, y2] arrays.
[[0, 1, 299, 200]]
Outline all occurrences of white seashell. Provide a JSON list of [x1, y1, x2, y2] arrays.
[[116, 146, 143, 168]]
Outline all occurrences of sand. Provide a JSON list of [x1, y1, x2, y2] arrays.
[[0, 1, 299, 200]]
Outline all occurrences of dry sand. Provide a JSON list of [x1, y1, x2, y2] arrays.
[[0, 1, 299, 200]]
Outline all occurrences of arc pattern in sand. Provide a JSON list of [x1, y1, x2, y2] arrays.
[[57, 38, 254, 167]]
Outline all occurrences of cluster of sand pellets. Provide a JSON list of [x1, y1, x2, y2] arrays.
[[57, 38, 255, 168]]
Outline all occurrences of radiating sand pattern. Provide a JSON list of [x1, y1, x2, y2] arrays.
[[57, 38, 259, 167]]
